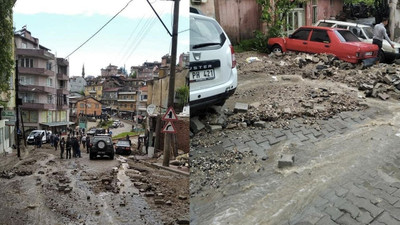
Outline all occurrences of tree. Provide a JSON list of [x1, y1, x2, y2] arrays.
[[129, 71, 137, 78], [0, 0, 15, 107], [176, 85, 189, 109]]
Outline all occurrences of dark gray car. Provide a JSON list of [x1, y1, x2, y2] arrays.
[[89, 135, 114, 160]]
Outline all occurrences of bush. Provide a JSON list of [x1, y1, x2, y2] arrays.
[[237, 31, 270, 53]]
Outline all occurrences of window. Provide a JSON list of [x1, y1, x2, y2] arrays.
[[47, 95, 53, 104], [80, 110, 84, 114], [20, 58, 33, 68], [46, 62, 52, 70], [131, 104, 133, 108], [95, 104, 99, 109], [80, 103, 84, 108], [22, 111, 38, 123], [47, 78, 53, 87], [22, 42, 27, 48], [310, 29, 330, 43], [291, 29, 311, 40], [335, 30, 360, 42], [312, 0, 318, 24]]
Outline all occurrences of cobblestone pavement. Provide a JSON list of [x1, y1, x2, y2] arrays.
[[191, 100, 400, 225]]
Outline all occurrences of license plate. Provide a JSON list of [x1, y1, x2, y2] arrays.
[[98, 152, 105, 154], [365, 52, 372, 56], [190, 69, 215, 82]]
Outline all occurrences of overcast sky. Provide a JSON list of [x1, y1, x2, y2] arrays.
[[13, 0, 189, 76]]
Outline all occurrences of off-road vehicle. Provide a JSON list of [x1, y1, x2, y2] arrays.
[[89, 134, 114, 160]]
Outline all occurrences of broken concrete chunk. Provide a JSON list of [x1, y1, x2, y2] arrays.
[[190, 116, 205, 133], [378, 93, 390, 100], [253, 121, 266, 128], [209, 125, 223, 132], [278, 154, 295, 168]]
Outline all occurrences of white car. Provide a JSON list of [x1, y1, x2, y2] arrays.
[[26, 130, 47, 145], [190, 9, 238, 110], [315, 19, 400, 62]]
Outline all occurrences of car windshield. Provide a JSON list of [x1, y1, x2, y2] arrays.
[[117, 140, 130, 146], [335, 30, 361, 42], [190, 15, 226, 50], [362, 27, 374, 39], [317, 22, 335, 27]]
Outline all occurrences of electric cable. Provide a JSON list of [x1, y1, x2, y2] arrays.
[[65, 0, 134, 59]]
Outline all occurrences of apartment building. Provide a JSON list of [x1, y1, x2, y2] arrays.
[[14, 28, 71, 133], [69, 76, 86, 94]]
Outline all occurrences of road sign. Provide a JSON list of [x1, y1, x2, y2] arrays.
[[147, 104, 156, 115], [162, 121, 176, 133], [162, 107, 178, 121]]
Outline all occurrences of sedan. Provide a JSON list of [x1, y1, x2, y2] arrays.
[[268, 26, 378, 64], [115, 140, 131, 155]]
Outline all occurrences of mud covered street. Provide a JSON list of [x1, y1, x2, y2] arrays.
[[190, 52, 400, 224], [0, 143, 189, 225]]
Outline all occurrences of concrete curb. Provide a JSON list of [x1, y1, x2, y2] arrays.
[[141, 161, 189, 177]]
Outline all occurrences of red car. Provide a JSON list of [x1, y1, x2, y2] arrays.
[[268, 26, 378, 64]]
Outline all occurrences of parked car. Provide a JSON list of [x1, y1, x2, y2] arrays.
[[189, 9, 238, 110], [268, 26, 379, 64], [26, 130, 47, 145], [89, 134, 114, 160], [315, 19, 400, 62], [115, 140, 131, 155]]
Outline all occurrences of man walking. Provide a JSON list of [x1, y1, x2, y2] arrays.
[[82, 134, 87, 150], [54, 134, 59, 151], [373, 17, 395, 62], [86, 136, 91, 154]]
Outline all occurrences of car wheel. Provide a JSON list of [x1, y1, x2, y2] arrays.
[[97, 140, 106, 150], [378, 50, 386, 63], [110, 152, 114, 160], [271, 45, 282, 54]]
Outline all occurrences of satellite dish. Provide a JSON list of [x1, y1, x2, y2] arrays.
[[146, 104, 156, 115]]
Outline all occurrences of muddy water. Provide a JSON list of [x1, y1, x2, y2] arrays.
[[192, 100, 400, 224]]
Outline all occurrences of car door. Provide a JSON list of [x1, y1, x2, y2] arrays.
[[308, 29, 332, 54], [286, 28, 311, 52]]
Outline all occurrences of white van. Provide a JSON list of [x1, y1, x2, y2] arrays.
[[27, 130, 47, 145], [315, 19, 400, 62]]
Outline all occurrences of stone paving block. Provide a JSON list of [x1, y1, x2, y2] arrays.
[[393, 189, 400, 198], [291, 126, 302, 133], [246, 141, 267, 158], [266, 135, 280, 145], [222, 139, 234, 148], [370, 221, 386, 225], [339, 113, 350, 120], [351, 117, 362, 123], [310, 129, 323, 138], [240, 135, 253, 143], [272, 128, 286, 138], [278, 154, 295, 168], [333, 119, 348, 130], [344, 183, 382, 204], [234, 102, 248, 113], [260, 131, 272, 136], [282, 130, 296, 139], [343, 118, 357, 126], [346, 193, 384, 218], [324, 206, 344, 221], [316, 215, 338, 225], [277, 135, 287, 143], [376, 211, 400, 225], [323, 124, 336, 133], [314, 196, 330, 208], [335, 186, 349, 197], [300, 127, 312, 135], [191, 116, 205, 133], [320, 129, 333, 138], [376, 201, 400, 221], [293, 207, 326, 225], [336, 213, 363, 225], [232, 139, 247, 149], [374, 182, 398, 194], [372, 189, 400, 205], [258, 141, 271, 151], [305, 134, 319, 143], [237, 146, 250, 153], [295, 132, 310, 142], [331, 196, 347, 207], [337, 201, 360, 219], [356, 210, 374, 224]]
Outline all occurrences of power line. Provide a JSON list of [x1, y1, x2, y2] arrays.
[[65, 0, 134, 59]]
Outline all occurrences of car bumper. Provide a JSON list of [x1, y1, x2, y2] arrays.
[[190, 88, 236, 111], [383, 51, 400, 59]]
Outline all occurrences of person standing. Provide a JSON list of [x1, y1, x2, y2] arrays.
[[54, 134, 59, 151], [86, 136, 91, 154], [373, 17, 395, 62], [73, 136, 81, 158], [82, 134, 86, 150], [66, 136, 72, 159], [60, 137, 65, 159]]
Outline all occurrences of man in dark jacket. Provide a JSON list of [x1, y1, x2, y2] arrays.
[[60, 137, 65, 159], [66, 136, 72, 159], [72, 136, 81, 158]]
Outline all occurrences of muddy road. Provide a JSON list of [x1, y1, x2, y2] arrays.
[[190, 52, 400, 224], [0, 143, 189, 225]]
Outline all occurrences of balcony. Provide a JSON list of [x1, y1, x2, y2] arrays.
[[57, 58, 69, 66], [19, 84, 56, 94], [57, 88, 69, 95], [57, 104, 69, 110], [117, 99, 136, 102], [88, 90, 96, 94], [16, 48, 54, 59], [19, 67, 55, 76], [57, 73, 69, 80], [21, 101, 54, 110]]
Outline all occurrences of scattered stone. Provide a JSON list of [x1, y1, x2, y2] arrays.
[[262, 156, 269, 161], [95, 210, 101, 215], [191, 116, 205, 133], [144, 192, 155, 197], [154, 199, 165, 205], [178, 195, 187, 200], [166, 200, 172, 205], [226, 123, 238, 129], [378, 93, 390, 100], [278, 154, 295, 168], [254, 121, 267, 128], [209, 125, 223, 132], [234, 102, 249, 113], [383, 75, 393, 84], [176, 219, 190, 225]]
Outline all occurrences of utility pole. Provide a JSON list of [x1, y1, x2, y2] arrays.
[[15, 60, 20, 158], [163, 0, 180, 167]]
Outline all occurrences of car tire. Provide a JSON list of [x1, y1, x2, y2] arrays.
[[379, 50, 386, 63], [110, 152, 114, 160], [97, 140, 106, 150], [271, 45, 282, 54]]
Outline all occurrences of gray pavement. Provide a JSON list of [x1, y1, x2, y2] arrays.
[[191, 99, 400, 225]]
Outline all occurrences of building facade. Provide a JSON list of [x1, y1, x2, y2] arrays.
[[75, 97, 102, 117], [84, 83, 103, 100], [69, 76, 86, 94], [14, 28, 71, 134], [117, 87, 137, 119]]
